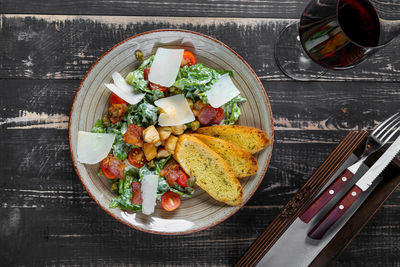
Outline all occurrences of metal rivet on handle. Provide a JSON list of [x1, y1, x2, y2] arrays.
[[352, 191, 357, 196], [339, 205, 344, 210], [342, 177, 347, 182], [329, 190, 334, 195]]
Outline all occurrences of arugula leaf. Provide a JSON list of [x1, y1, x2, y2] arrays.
[[173, 64, 232, 102], [125, 100, 158, 128], [221, 96, 247, 125], [109, 176, 141, 211], [125, 55, 154, 94]]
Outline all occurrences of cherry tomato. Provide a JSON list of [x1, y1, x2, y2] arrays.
[[181, 51, 197, 67], [176, 170, 189, 188], [161, 191, 181, 211], [144, 67, 168, 92], [101, 154, 125, 179], [128, 148, 147, 168], [131, 182, 143, 205], [149, 83, 168, 92], [144, 68, 150, 80], [123, 124, 144, 147], [210, 107, 225, 124], [109, 93, 128, 106]]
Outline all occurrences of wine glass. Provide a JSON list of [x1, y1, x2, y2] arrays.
[[275, 0, 400, 81]]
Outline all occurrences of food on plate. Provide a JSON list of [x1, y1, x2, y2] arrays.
[[196, 125, 271, 154], [190, 133, 258, 178], [76, 47, 270, 215], [174, 134, 243, 206]]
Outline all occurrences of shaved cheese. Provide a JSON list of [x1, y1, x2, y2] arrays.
[[148, 48, 184, 87], [154, 95, 195, 126], [77, 131, 116, 164], [141, 175, 159, 215], [206, 74, 240, 108], [105, 72, 145, 105]]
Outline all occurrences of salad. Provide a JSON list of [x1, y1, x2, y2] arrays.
[[82, 48, 246, 215]]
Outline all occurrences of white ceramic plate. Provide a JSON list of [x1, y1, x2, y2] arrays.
[[69, 29, 274, 235]]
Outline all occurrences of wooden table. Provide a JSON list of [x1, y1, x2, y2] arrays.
[[1, 1, 399, 266]]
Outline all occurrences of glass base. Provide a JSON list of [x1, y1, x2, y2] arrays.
[[274, 22, 327, 81]]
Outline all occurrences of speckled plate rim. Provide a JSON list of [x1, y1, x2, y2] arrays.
[[68, 29, 274, 235]]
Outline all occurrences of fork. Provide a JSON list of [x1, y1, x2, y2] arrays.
[[299, 112, 400, 223]]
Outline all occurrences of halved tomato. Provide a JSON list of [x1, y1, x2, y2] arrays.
[[109, 93, 128, 106], [161, 191, 181, 211], [176, 170, 189, 188], [100, 154, 125, 179], [144, 67, 168, 92], [128, 148, 147, 168], [181, 51, 197, 67], [144, 68, 150, 80], [149, 83, 168, 92]]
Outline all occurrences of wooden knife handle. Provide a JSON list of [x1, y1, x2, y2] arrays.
[[299, 169, 355, 223], [308, 185, 362, 240]]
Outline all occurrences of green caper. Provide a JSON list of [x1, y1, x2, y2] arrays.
[[168, 86, 176, 93], [111, 182, 118, 193], [135, 50, 144, 62], [191, 120, 201, 131], [102, 114, 111, 127]]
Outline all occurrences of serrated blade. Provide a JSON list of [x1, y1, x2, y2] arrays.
[[356, 134, 400, 191]]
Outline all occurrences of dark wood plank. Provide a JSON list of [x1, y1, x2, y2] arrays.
[[1, 204, 399, 266], [1, 15, 400, 81], [1, 0, 307, 18]]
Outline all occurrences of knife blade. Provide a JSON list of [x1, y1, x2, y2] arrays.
[[356, 135, 400, 191], [308, 134, 400, 239]]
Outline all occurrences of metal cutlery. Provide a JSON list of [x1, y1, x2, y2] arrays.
[[308, 133, 400, 239], [299, 113, 400, 223]]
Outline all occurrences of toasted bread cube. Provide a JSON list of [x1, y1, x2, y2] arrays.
[[143, 143, 157, 161], [156, 148, 171, 158], [143, 125, 160, 144], [165, 135, 178, 154], [154, 141, 162, 147], [157, 126, 172, 141], [170, 124, 187, 135]]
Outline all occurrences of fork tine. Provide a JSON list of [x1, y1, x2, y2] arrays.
[[371, 112, 399, 136], [380, 119, 400, 144], [373, 113, 400, 139]]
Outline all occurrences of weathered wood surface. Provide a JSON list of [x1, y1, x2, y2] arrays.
[[2, 0, 308, 18], [1, 14, 400, 81], [1, 4, 399, 267]]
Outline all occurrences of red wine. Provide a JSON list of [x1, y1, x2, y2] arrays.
[[299, 0, 380, 69]]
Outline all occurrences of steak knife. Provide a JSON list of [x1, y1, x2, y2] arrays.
[[308, 134, 400, 240]]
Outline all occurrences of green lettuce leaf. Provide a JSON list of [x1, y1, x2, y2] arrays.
[[125, 100, 159, 128], [125, 55, 154, 94], [109, 176, 141, 211], [221, 96, 247, 125], [173, 64, 232, 102]]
